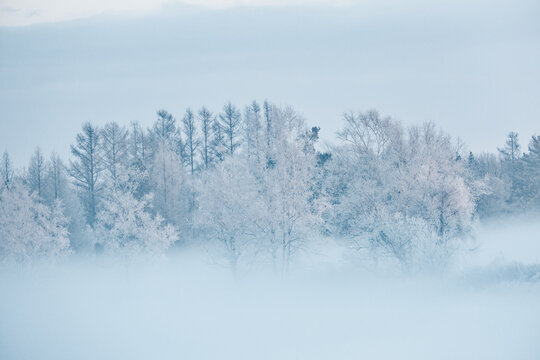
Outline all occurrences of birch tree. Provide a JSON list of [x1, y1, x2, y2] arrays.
[[197, 158, 262, 272], [256, 106, 323, 274], [331, 114, 475, 269]]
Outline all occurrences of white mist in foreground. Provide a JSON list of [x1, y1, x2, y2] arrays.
[[1, 219, 540, 360]]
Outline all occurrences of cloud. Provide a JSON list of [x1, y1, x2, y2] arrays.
[[0, 0, 158, 26], [0, 0, 351, 26]]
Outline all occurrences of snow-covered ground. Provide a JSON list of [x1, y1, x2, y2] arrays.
[[1, 217, 539, 360]]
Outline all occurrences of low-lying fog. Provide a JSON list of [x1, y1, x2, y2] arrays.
[[1, 217, 539, 360]]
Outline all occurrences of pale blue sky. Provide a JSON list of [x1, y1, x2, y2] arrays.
[[1, 0, 539, 165]]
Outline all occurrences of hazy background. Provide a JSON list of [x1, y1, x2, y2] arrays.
[[1, 0, 539, 165]]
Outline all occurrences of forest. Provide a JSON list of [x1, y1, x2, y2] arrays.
[[1, 101, 539, 273]]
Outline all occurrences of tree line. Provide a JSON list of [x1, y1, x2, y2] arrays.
[[1, 101, 539, 272]]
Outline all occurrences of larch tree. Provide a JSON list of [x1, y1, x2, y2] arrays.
[[244, 100, 263, 164], [152, 110, 178, 214], [151, 143, 190, 227], [210, 117, 226, 163], [27, 147, 45, 198], [150, 111, 190, 227], [101, 121, 129, 188], [219, 102, 242, 156], [127, 121, 152, 198], [263, 100, 274, 166], [1, 151, 14, 189], [70, 122, 103, 226], [198, 106, 213, 169], [182, 108, 200, 175], [129, 121, 151, 167], [46, 152, 66, 203]]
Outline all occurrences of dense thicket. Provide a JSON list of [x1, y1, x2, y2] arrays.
[[1, 102, 539, 271]]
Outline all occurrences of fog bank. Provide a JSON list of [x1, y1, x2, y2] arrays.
[[1, 218, 540, 360]]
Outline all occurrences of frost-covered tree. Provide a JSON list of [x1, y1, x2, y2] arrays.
[[498, 132, 521, 163], [517, 135, 540, 208], [0, 184, 70, 262], [43, 154, 88, 251], [244, 100, 263, 162], [153, 110, 177, 145], [338, 110, 394, 160], [126, 121, 152, 198], [255, 106, 324, 273], [152, 144, 190, 226], [210, 116, 227, 163], [404, 123, 474, 240], [263, 100, 274, 165], [524, 135, 540, 167], [466, 152, 508, 216], [101, 121, 129, 188], [151, 110, 178, 216], [182, 108, 200, 175], [330, 114, 475, 268], [70, 122, 103, 225], [197, 158, 263, 272], [6, 100, 533, 268], [198, 107, 214, 169], [219, 102, 242, 156], [129, 121, 151, 166], [0, 151, 14, 189], [27, 147, 45, 198], [44, 152, 67, 204], [495, 132, 529, 210], [94, 189, 178, 256], [368, 211, 450, 272]]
